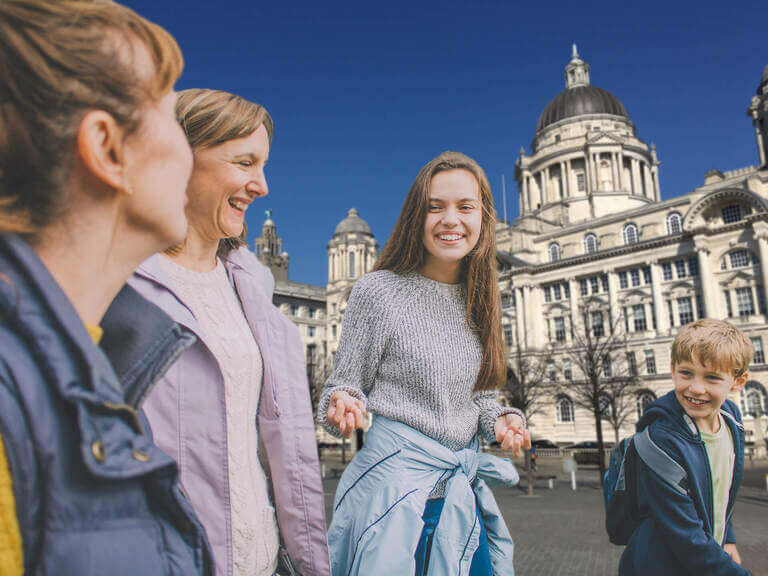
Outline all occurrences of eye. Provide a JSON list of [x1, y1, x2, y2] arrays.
[[428, 204, 441, 212], [238, 160, 253, 167], [679, 370, 693, 377], [460, 204, 475, 211]]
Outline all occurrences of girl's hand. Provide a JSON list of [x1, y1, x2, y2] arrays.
[[494, 413, 531, 457], [326, 391, 366, 438], [724, 543, 741, 565]]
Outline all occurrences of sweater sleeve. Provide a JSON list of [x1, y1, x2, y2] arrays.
[[317, 275, 392, 436], [473, 391, 527, 443]]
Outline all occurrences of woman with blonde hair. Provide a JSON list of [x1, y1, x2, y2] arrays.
[[104, 88, 329, 576], [319, 151, 530, 575], [0, 1, 211, 574]]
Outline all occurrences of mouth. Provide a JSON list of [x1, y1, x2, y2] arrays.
[[228, 198, 250, 215], [683, 395, 709, 407], [436, 232, 465, 244]]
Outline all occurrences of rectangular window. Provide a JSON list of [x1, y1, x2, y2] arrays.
[[752, 337, 765, 364], [696, 294, 704, 320], [729, 249, 750, 269], [688, 257, 698, 276], [553, 284, 562, 300], [667, 300, 675, 327], [627, 352, 638, 376], [332, 302, 337, 315], [503, 324, 514, 345], [736, 287, 755, 316], [630, 269, 641, 287], [332, 324, 337, 339], [724, 290, 733, 317], [554, 317, 566, 342], [577, 172, 586, 191], [662, 262, 673, 281], [563, 358, 572, 381], [580, 279, 588, 296], [501, 294, 512, 308], [651, 305, 657, 329], [644, 350, 656, 375], [759, 289, 767, 315], [544, 286, 552, 302], [564, 282, 570, 299], [642, 266, 651, 285], [308, 308, 316, 319], [308, 326, 316, 338], [619, 271, 628, 289], [722, 204, 742, 224], [548, 361, 557, 382], [590, 277, 599, 294], [290, 304, 298, 315], [675, 260, 686, 279], [601, 274, 609, 292], [633, 304, 647, 332], [602, 356, 612, 377], [592, 310, 604, 338], [677, 297, 694, 325]]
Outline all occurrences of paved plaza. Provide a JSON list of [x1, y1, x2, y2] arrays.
[[321, 453, 768, 575]]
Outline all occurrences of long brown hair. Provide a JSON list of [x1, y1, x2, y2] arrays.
[[375, 151, 505, 391], [0, 0, 183, 235], [174, 88, 273, 258]]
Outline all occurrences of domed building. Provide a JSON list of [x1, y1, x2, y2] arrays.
[[498, 51, 768, 450]]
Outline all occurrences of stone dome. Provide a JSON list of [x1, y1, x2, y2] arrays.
[[536, 85, 629, 132], [334, 208, 372, 236]]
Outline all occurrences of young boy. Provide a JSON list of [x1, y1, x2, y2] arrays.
[[620, 319, 752, 576]]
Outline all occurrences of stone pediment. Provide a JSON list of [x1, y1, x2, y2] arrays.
[[721, 270, 754, 287], [683, 187, 768, 230], [586, 132, 625, 145]]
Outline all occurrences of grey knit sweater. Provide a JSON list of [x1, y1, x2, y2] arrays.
[[317, 270, 524, 452]]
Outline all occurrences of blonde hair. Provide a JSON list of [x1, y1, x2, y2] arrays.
[[671, 318, 754, 377], [375, 151, 505, 392], [174, 89, 273, 257], [0, 0, 184, 234]]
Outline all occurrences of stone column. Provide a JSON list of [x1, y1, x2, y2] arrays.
[[584, 152, 593, 194], [611, 152, 620, 190], [522, 285, 532, 347], [652, 166, 661, 201], [650, 260, 668, 334], [515, 286, 526, 349], [753, 223, 768, 310], [631, 158, 641, 196], [605, 269, 619, 331], [643, 162, 653, 199], [568, 278, 578, 341], [566, 159, 572, 197], [694, 235, 720, 318], [592, 153, 600, 190], [528, 286, 545, 348], [521, 175, 529, 214], [544, 166, 551, 204]]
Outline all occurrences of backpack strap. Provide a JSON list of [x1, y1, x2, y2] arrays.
[[634, 427, 688, 495]]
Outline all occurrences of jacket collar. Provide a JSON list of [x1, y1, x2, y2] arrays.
[[638, 389, 744, 440], [0, 234, 123, 405]]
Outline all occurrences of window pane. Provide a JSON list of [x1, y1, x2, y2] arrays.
[[688, 258, 698, 276], [662, 262, 673, 281], [751, 337, 764, 364], [619, 271, 628, 289], [553, 284, 562, 300], [630, 269, 640, 287], [580, 279, 588, 296], [590, 277, 599, 294], [722, 204, 742, 224], [729, 249, 750, 269], [675, 260, 686, 278], [736, 287, 755, 316], [554, 317, 566, 341], [677, 297, 693, 325], [645, 350, 656, 374], [633, 304, 647, 332]]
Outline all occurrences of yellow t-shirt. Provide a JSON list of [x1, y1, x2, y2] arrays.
[[701, 413, 735, 546]]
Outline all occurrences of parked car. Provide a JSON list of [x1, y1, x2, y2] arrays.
[[570, 441, 614, 466], [531, 439, 558, 449]]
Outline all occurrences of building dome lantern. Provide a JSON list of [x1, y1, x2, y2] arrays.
[[334, 208, 373, 236]]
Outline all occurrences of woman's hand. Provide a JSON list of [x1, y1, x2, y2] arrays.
[[724, 543, 742, 565], [493, 413, 531, 457], [326, 391, 366, 438]]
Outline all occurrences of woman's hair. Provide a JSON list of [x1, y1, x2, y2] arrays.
[[0, 0, 184, 235], [375, 151, 506, 392], [175, 88, 274, 258]]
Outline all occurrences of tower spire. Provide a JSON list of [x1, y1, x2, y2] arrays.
[[565, 44, 590, 89]]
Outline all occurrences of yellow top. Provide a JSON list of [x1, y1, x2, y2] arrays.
[[0, 436, 23, 576], [86, 323, 103, 344]]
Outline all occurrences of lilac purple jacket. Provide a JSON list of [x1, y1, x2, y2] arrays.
[[127, 247, 330, 576]]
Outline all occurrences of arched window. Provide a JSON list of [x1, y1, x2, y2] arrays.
[[666, 212, 682, 235], [623, 223, 639, 245], [556, 396, 574, 423], [583, 233, 598, 254], [636, 391, 656, 419], [740, 382, 767, 416], [348, 251, 355, 278], [548, 243, 561, 262]]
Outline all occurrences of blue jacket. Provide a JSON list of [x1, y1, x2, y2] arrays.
[[620, 390, 749, 576], [328, 415, 518, 576], [0, 234, 212, 575]]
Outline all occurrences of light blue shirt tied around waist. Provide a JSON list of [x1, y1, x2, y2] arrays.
[[329, 416, 519, 576]]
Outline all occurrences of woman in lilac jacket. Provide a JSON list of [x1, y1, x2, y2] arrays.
[[127, 89, 329, 576]]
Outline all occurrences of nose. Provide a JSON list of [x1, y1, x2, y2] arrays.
[[440, 207, 459, 227], [246, 170, 268, 198], [688, 378, 706, 395]]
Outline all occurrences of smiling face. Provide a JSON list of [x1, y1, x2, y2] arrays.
[[420, 169, 482, 282], [185, 124, 270, 245], [671, 358, 748, 433]]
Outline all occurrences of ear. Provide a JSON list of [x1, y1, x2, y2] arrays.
[[76, 110, 127, 193], [731, 371, 748, 392]]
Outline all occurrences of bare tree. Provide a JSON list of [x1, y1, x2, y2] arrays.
[[504, 342, 554, 495], [556, 300, 641, 479]]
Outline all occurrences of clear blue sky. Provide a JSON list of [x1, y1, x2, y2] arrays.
[[126, 0, 767, 287]]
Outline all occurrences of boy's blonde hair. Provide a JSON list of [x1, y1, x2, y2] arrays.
[[671, 319, 753, 377]]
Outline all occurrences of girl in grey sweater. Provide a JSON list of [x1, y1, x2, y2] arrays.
[[319, 151, 530, 575]]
